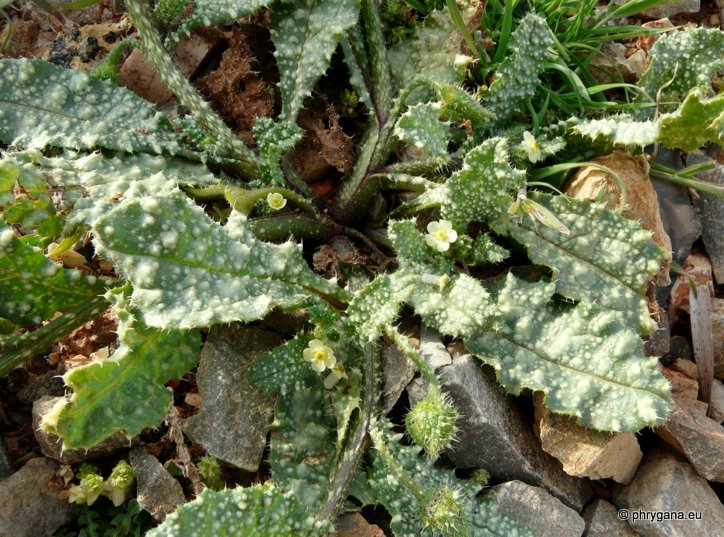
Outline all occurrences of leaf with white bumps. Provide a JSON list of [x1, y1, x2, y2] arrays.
[[271, 0, 361, 120], [253, 118, 303, 187], [395, 102, 451, 162], [658, 89, 724, 151], [494, 193, 667, 333], [147, 484, 330, 537], [0, 222, 105, 326], [638, 27, 724, 107], [441, 138, 526, 229], [92, 191, 346, 329], [0, 60, 180, 155], [466, 273, 671, 432], [169, 0, 273, 44], [43, 293, 200, 449], [484, 13, 554, 124], [347, 273, 416, 342], [571, 115, 659, 146]]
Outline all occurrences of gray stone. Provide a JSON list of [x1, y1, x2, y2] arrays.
[[0, 457, 74, 537], [687, 151, 724, 284], [409, 354, 592, 510], [0, 438, 13, 479], [419, 325, 452, 370], [183, 325, 280, 472], [643, 312, 669, 357], [582, 500, 638, 537], [382, 343, 417, 413], [481, 480, 585, 537], [613, 450, 724, 536], [33, 396, 136, 464], [129, 447, 185, 522], [642, 0, 700, 18]]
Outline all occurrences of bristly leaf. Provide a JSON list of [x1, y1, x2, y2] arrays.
[[466, 273, 671, 432], [637, 27, 724, 108], [253, 118, 303, 187], [657, 89, 724, 151], [91, 191, 347, 330], [147, 484, 331, 536], [494, 193, 667, 333], [483, 13, 554, 124], [441, 138, 526, 230], [271, 0, 361, 121], [168, 0, 273, 45], [347, 272, 416, 342], [250, 333, 313, 396], [0, 222, 105, 326], [42, 290, 200, 449], [0, 59, 180, 155], [570, 115, 659, 146], [394, 102, 451, 162]]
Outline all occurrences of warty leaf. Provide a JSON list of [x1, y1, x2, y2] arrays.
[[658, 89, 724, 151], [394, 102, 451, 162], [466, 273, 671, 432], [169, 0, 273, 44], [0, 59, 180, 155], [91, 190, 346, 329]]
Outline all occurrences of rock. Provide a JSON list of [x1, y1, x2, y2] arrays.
[[533, 394, 642, 484], [129, 447, 185, 522], [590, 43, 648, 84], [420, 325, 453, 370], [613, 450, 724, 536], [643, 312, 670, 357], [656, 402, 724, 481], [582, 500, 638, 537], [481, 481, 585, 537], [382, 343, 418, 413], [661, 361, 699, 405], [336, 512, 386, 537], [0, 438, 13, 479], [712, 298, 724, 380], [17, 373, 66, 404], [32, 396, 135, 464], [566, 151, 672, 285], [710, 379, 724, 422], [409, 354, 592, 510], [0, 457, 74, 537], [641, 0, 700, 19], [687, 152, 724, 283], [183, 325, 280, 473]]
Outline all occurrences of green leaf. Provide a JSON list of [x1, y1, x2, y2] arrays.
[[433, 82, 493, 130], [466, 273, 671, 432], [494, 193, 666, 333], [441, 138, 526, 229], [169, 0, 273, 44], [0, 59, 180, 154], [658, 89, 724, 151], [570, 115, 659, 146], [0, 222, 105, 326], [638, 27, 724, 106], [42, 291, 200, 448], [147, 484, 331, 537], [92, 191, 346, 329], [271, 0, 361, 120], [250, 333, 313, 396], [253, 118, 303, 188], [484, 13, 554, 124], [394, 102, 451, 161], [347, 273, 416, 342]]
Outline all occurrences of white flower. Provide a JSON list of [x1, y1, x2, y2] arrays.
[[521, 131, 541, 163], [303, 339, 336, 373], [323, 364, 348, 389], [425, 220, 458, 252], [266, 192, 287, 211]]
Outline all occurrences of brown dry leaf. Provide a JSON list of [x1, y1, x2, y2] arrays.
[[196, 26, 274, 144], [668, 252, 715, 324], [565, 150, 672, 286], [0, 20, 40, 58], [48, 309, 118, 370], [689, 284, 714, 407]]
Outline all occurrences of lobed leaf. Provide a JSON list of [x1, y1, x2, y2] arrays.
[[466, 273, 671, 432], [570, 115, 659, 146], [271, 0, 361, 120], [169, 0, 273, 44], [495, 193, 666, 333], [347, 272, 416, 342], [43, 292, 200, 449], [0, 59, 180, 155], [657, 89, 724, 151], [91, 191, 346, 329], [147, 484, 330, 537], [0, 222, 105, 326], [394, 102, 451, 162], [253, 118, 303, 187]]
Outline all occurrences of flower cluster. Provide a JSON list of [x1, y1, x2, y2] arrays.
[[303, 339, 347, 389]]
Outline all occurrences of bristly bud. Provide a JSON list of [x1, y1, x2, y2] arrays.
[[419, 485, 467, 536], [405, 386, 458, 458]]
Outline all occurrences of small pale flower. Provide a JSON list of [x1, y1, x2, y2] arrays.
[[266, 192, 287, 211], [421, 273, 451, 291], [521, 131, 541, 163], [323, 364, 348, 389], [425, 220, 458, 252], [303, 339, 336, 373]]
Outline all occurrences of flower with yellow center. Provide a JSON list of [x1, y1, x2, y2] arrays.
[[521, 131, 541, 163], [266, 192, 287, 211], [323, 363, 348, 389], [303, 339, 336, 373], [425, 220, 458, 252]]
